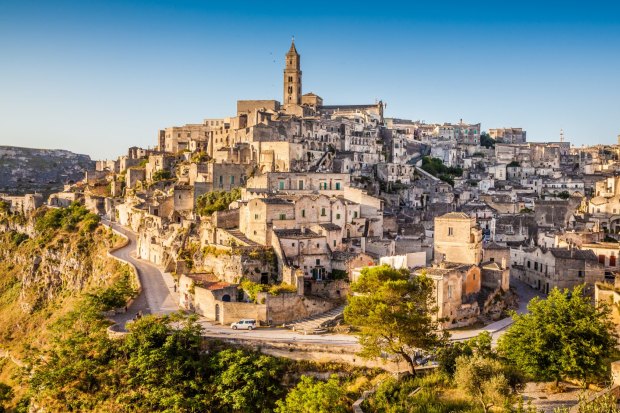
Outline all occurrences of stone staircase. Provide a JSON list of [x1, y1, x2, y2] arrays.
[[225, 229, 261, 247], [286, 305, 346, 335]]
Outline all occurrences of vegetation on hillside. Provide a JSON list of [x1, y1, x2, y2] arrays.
[[196, 188, 241, 216], [421, 156, 463, 186], [33, 202, 100, 235]]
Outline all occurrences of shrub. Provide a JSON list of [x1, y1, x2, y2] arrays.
[[196, 188, 241, 216], [152, 169, 172, 181]]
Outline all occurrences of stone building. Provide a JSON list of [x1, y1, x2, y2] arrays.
[[433, 212, 483, 265], [489, 128, 527, 144], [415, 263, 481, 328], [510, 246, 604, 294]]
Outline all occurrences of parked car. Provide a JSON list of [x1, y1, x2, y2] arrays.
[[230, 319, 257, 330]]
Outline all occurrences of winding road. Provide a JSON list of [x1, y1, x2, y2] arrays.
[[104, 220, 179, 328], [102, 220, 542, 347]]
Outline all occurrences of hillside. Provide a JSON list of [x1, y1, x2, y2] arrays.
[[0, 146, 94, 196]]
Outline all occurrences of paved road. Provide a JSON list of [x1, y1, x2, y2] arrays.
[[449, 277, 545, 342], [102, 220, 544, 347], [104, 221, 179, 328]]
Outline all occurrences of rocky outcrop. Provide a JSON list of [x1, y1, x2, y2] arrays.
[[0, 218, 122, 314], [0, 145, 94, 195]]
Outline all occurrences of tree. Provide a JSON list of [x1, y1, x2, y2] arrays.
[[344, 265, 447, 374], [275, 375, 350, 413], [480, 132, 496, 149], [0, 383, 13, 413], [436, 331, 493, 376], [209, 349, 286, 413], [454, 355, 511, 413], [498, 285, 616, 385]]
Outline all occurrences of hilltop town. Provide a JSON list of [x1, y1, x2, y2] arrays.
[[2, 38, 620, 412], [4, 40, 620, 335]]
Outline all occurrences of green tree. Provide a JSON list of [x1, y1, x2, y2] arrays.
[[436, 331, 493, 376], [454, 355, 511, 413], [0, 383, 13, 413], [275, 375, 350, 413], [209, 349, 286, 413], [480, 132, 496, 149], [344, 265, 447, 374], [498, 285, 616, 385], [119, 313, 210, 411]]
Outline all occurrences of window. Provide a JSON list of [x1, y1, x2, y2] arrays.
[[298, 180, 304, 190], [333, 240, 336, 247], [336, 213, 341, 219], [279, 181, 285, 190], [316, 259, 321, 265], [578, 270, 584, 277], [279, 213, 286, 220], [301, 209, 305, 218], [292, 242, 295, 247], [316, 243, 319, 248], [230, 176, 235, 185], [448, 227, 454, 236], [353, 211, 358, 218], [599, 255, 606, 264], [254, 214, 259, 220], [335, 182, 341, 190], [448, 285, 453, 299], [534, 262, 538, 271], [321, 208, 326, 216]]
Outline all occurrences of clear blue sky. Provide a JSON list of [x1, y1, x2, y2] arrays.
[[1, 0, 619, 159]]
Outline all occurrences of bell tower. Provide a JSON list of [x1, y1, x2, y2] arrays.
[[283, 38, 302, 105]]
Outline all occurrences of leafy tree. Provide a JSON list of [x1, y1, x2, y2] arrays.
[[480, 132, 496, 149], [344, 265, 447, 374], [507, 161, 520, 167], [275, 375, 350, 413], [0, 383, 13, 413], [119, 313, 211, 411], [557, 191, 570, 200], [436, 331, 493, 376], [209, 349, 286, 413], [498, 285, 616, 385], [454, 355, 512, 413]]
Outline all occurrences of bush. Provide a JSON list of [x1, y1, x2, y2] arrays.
[[275, 375, 351, 413], [268, 283, 297, 295], [196, 188, 241, 216], [34, 203, 100, 235], [87, 268, 137, 310], [152, 169, 172, 181], [239, 280, 269, 303]]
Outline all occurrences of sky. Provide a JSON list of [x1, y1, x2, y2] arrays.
[[0, 0, 619, 160]]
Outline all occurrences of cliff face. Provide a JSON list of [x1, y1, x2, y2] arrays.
[[0, 210, 124, 343], [0, 145, 94, 195]]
